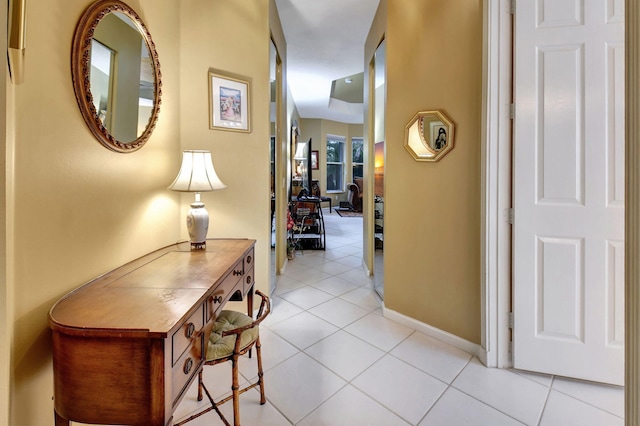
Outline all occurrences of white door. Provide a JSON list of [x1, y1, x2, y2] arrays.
[[513, 0, 625, 385]]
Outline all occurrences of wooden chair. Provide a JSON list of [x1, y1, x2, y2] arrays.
[[176, 290, 271, 426]]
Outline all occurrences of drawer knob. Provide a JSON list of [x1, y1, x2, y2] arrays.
[[233, 269, 243, 276], [183, 357, 193, 375], [185, 322, 196, 339], [246, 276, 252, 284], [246, 255, 252, 264], [211, 295, 222, 304]]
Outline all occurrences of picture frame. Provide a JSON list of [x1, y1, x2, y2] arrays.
[[431, 124, 447, 151], [209, 69, 250, 132], [311, 150, 319, 170], [404, 110, 455, 162]]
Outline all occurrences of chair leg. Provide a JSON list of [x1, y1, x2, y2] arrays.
[[231, 355, 241, 426], [256, 336, 266, 405], [174, 371, 230, 426]]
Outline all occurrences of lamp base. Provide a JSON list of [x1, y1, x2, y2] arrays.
[[191, 241, 206, 250], [187, 202, 209, 250]]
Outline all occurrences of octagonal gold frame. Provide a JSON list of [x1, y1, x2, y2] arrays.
[[404, 110, 455, 162]]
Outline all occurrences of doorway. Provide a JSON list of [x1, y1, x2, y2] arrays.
[[483, 0, 625, 386]]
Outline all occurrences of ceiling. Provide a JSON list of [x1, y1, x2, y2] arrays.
[[274, 0, 380, 124]]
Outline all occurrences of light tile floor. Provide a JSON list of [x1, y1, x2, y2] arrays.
[[173, 210, 625, 426]]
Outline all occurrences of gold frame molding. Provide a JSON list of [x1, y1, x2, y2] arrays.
[[404, 110, 455, 162], [8, 0, 26, 84], [208, 69, 251, 133], [71, 0, 162, 153]]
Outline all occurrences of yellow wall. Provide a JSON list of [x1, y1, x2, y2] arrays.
[[178, 0, 271, 293], [5, 0, 272, 424], [382, 0, 483, 343]]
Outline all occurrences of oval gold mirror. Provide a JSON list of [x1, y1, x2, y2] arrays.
[[404, 110, 455, 162], [72, 0, 162, 153]]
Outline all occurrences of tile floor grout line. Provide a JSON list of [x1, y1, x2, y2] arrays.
[[262, 213, 624, 424], [547, 379, 625, 420], [535, 375, 554, 426]]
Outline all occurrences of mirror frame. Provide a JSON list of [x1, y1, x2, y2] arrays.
[[71, 0, 162, 153], [404, 110, 455, 162]]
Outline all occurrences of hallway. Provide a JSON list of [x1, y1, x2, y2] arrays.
[[173, 210, 624, 425]]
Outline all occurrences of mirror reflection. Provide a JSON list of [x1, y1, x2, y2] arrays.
[[91, 12, 155, 142], [373, 39, 385, 300], [404, 110, 455, 162], [90, 40, 115, 129], [269, 39, 279, 295], [72, 0, 161, 153]]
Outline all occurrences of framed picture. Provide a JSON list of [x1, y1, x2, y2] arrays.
[[209, 70, 250, 132], [311, 150, 319, 170], [431, 124, 447, 151]]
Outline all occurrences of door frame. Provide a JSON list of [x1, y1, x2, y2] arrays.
[[480, 0, 512, 370], [625, 0, 640, 421], [483, 0, 640, 418]]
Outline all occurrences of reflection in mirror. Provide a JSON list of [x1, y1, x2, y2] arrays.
[[269, 39, 280, 294], [372, 39, 385, 300], [90, 40, 114, 129], [404, 110, 455, 162], [423, 117, 447, 151], [72, 0, 161, 152]]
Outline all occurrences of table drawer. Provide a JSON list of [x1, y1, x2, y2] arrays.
[[244, 248, 254, 272], [171, 334, 203, 406], [205, 266, 242, 322], [243, 265, 254, 294], [171, 304, 204, 366]]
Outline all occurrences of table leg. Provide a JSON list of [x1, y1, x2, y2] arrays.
[[247, 285, 254, 359], [54, 410, 69, 426], [247, 284, 254, 317]]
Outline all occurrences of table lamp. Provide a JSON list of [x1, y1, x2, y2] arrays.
[[168, 150, 227, 249]]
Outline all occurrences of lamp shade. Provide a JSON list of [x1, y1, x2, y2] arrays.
[[168, 150, 227, 192], [294, 142, 306, 159]]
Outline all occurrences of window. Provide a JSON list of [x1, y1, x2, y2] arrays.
[[326, 135, 345, 192], [352, 137, 363, 179]]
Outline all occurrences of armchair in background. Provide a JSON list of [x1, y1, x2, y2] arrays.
[[347, 177, 363, 212]]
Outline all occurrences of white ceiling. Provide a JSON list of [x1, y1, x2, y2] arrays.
[[274, 0, 380, 124]]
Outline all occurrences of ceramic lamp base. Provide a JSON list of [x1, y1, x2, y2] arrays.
[[187, 201, 209, 250]]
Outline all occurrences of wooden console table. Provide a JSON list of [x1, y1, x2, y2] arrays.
[[49, 239, 256, 426]]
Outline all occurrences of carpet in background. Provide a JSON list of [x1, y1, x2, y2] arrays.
[[335, 208, 362, 217]]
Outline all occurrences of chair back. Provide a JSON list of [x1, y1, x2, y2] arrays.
[[220, 290, 271, 340]]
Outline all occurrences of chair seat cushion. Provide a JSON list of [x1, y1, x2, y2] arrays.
[[206, 310, 259, 361]]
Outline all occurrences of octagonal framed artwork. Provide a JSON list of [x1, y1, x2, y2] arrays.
[[404, 110, 455, 162]]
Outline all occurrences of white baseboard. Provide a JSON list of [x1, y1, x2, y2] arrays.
[[362, 260, 372, 276], [382, 305, 488, 365]]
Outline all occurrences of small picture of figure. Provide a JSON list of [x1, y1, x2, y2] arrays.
[[433, 126, 447, 150], [219, 86, 242, 122]]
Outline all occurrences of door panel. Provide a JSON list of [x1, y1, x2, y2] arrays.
[[513, 0, 624, 385]]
